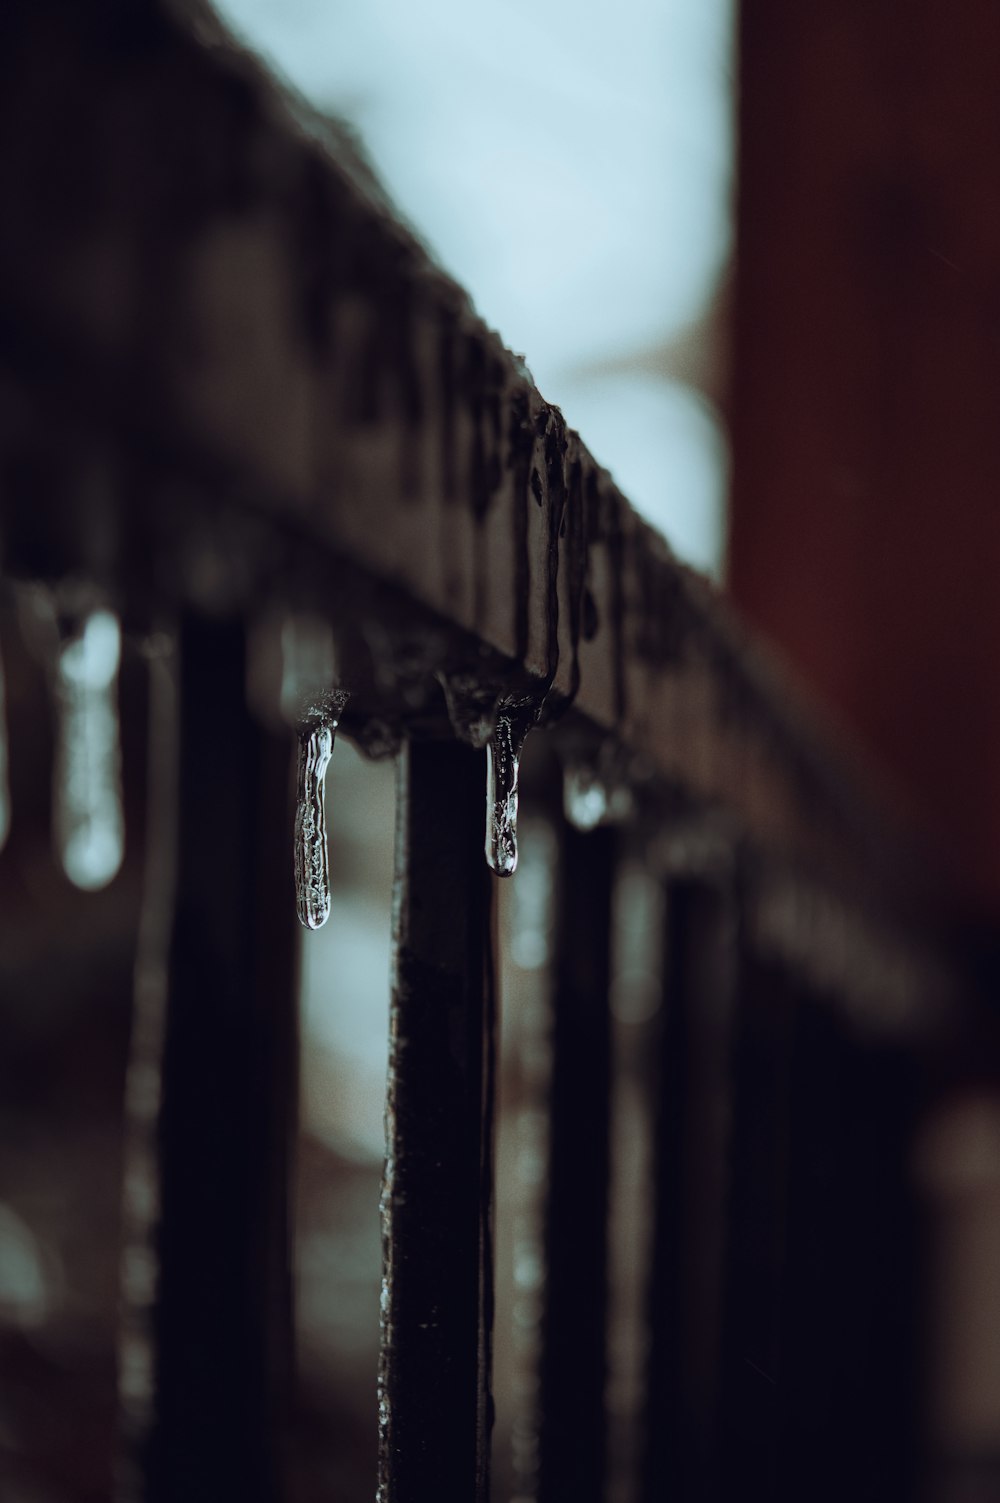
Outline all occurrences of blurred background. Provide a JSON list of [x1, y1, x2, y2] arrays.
[[0, 3, 734, 1487], [211, 3, 734, 1494], [206, 4, 732, 1495], [6, 0, 1000, 1497], [213, 0, 735, 578]]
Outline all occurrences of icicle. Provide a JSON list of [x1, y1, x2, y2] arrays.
[[294, 719, 336, 930], [486, 708, 532, 877], [54, 607, 125, 890], [0, 641, 10, 853], [281, 614, 346, 931]]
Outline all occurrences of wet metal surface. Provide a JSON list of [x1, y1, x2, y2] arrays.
[[379, 740, 495, 1502], [537, 822, 616, 1503], [144, 618, 297, 1503]]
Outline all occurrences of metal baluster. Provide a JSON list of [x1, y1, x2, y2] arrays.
[[605, 860, 664, 1503], [641, 878, 739, 1503], [537, 822, 616, 1503], [117, 629, 178, 1501], [137, 616, 298, 1503], [379, 738, 496, 1502], [777, 999, 920, 1503], [716, 948, 797, 1500]]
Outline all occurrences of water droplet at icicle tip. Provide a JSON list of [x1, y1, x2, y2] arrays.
[[486, 711, 529, 878], [294, 720, 335, 931], [54, 608, 125, 890]]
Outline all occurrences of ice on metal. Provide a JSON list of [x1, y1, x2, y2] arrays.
[[486, 708, 531, 877], [54, 608, 125, 890], [294, 721, 336, 930], [280, 614, 347, 932]]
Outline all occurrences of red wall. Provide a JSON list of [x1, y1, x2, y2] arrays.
[[728, 0, 1000, 916]]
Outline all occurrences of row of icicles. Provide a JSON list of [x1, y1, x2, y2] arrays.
[[0, 602, 623, 929], [291, 674, 532, 930]]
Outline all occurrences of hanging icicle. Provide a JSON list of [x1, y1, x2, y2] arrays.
[[294, 720, 336, 930], [54, 606, 125, 890], [280, 614, 347, 931], [485, 706, 533, 878]]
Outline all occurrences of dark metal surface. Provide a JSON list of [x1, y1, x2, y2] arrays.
[[537, 822, 616, 1503], [0, 0, 971, 952], [144, 616, 298, 1503], [717, 950, 797, 1501], [774, 999, 921, 1503], [642, 877, 739, 1503], [379, 739, 496, 1502], [0, 3, 989, 1499]]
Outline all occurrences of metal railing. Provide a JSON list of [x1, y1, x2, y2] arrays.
[[0, 2, 986, 1501]]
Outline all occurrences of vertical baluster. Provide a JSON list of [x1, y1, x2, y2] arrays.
[[641, 878, 739, 1503], [605, 860, 664, 1503], [379, 738, 496, 1503], [133, 615, 298, 1503], [716, 948, 797, 1500], [776, 1000, 920, 1503], [118, 630, 178, 1500], [537, 822, 616, 1503]]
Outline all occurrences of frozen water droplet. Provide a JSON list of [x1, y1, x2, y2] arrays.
[[54, 608, 125, 890], [486, 709, 532, 877], [294, 721, 335, 930], [0, 644, 10, 852], [563, 763, 609, 832]]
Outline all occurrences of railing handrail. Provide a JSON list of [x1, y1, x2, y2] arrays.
[[0, 0, 964, 1010]]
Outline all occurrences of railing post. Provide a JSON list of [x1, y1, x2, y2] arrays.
[[537, 821, 616, 1503], [379, 738, 496, 1502], [716, 949, 796, 1500], [126, 615, 298, 1503], [642, 876, 739, 1503], [775, 998, 920, 1502]]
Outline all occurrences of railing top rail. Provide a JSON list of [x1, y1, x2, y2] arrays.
[[0, 0, 965, 984]]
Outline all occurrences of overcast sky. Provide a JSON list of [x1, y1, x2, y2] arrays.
[[215, 0, 734, 574]]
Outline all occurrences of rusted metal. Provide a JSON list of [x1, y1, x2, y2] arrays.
[[379, 739, 495, 1502]]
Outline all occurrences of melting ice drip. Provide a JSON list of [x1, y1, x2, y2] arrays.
[[0, 643, 10, 852], [294, 715, 339, 931], [279, 614, 345, 932], [486, 708, 532, 877], [54, 608, 125, 890]]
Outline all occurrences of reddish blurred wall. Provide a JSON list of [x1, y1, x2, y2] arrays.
[[728, 0, 1000, 916]]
